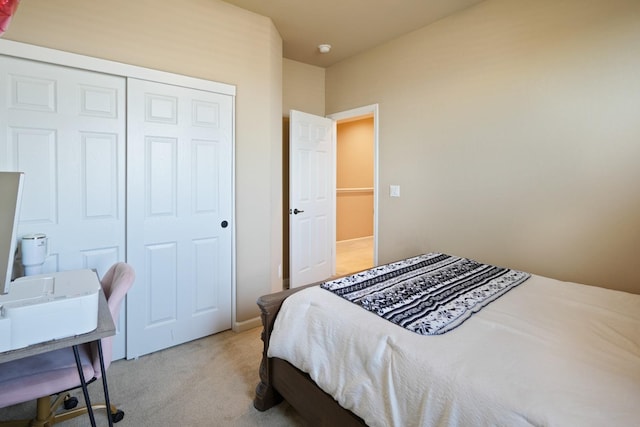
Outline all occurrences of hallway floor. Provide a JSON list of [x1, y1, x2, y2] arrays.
[[335, 236, 373, 277]]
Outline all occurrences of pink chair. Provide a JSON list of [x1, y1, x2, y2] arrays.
[[0, 262, 135, 426]]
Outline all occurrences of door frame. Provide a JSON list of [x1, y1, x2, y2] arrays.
[[327, 104, 379, 268]]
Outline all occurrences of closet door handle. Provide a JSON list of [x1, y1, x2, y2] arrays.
[[292, 208, 304, 215]]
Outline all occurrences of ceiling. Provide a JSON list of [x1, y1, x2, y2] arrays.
[[221, 0, 484, 68]]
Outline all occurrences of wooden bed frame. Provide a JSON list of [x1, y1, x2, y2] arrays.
[[253, 283, 366, 426]]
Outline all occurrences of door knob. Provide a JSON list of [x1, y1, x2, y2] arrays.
[[292, 208, 304, 215]]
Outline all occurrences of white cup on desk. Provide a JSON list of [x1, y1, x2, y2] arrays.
[[21, 233, 48, 276]]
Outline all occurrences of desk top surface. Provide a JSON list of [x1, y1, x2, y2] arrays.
[[0, 290, 115, 364]]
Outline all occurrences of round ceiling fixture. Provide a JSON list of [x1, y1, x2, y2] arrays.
[[318, 44, 332, 54]]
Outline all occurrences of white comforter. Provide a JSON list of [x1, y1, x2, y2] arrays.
[[268, 275, 640, 427]]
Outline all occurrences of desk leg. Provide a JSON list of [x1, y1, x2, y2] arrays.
[[72, 345, 97, 427], [96, 340, 114, 427]]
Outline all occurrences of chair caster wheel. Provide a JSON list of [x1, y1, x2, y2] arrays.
[[111, 409, 125, 423], [63, 396, 79, 410]]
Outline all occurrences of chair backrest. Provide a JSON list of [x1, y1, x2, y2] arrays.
[[92, 262, 135, 374]]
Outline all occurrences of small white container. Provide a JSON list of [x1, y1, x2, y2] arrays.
[[21, 233, 48, 276]]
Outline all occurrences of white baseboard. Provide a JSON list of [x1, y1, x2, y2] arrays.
[[233, 316, 262, 332]]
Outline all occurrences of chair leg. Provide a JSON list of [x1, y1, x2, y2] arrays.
[[0, 400, 123, 427], [0, 421, 30, 427], [0, 418, 31, 427], [0, 394, 72, 427], [0, 380, 123, 427], [52, 402, 120, 424], [31, 395, 56, 427]]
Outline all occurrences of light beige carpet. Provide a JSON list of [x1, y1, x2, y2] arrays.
[[0, 327, 305, 426]]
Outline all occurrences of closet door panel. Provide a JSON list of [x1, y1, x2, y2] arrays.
[[127, 78, 233, 358], [0, 55, 127, 359]]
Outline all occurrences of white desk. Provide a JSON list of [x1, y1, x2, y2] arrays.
[[0, 291, 116, 427]]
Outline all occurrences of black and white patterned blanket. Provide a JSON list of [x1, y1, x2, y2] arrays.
[[321, 253, 530, 335]]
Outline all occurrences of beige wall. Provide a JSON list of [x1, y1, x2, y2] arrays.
[[283, 58, 325, 117], [337, 118, 374, 241], [5, 0, 283, 322], [326, 0, 640, 294]]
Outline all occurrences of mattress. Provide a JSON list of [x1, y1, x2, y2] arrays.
[[268, 273, 640, 427]]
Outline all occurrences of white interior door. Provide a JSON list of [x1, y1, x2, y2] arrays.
[[289, 110, 335, 288], [126, 78, 233, 358], [0, 56, 127, 358]]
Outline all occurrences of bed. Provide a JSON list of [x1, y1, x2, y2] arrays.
[[253, 253, 640, 427]]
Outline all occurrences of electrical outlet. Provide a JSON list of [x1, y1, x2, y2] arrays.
[[390, 185, 400, 197]]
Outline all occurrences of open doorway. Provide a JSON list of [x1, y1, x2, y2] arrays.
[[329, 104, 378, 277], [282, 105, 378, 288], [335, 115, 374, 276]]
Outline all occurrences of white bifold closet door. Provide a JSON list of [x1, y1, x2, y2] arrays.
[[0, 56, 127, 358], [126, 78, 233, 358]]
